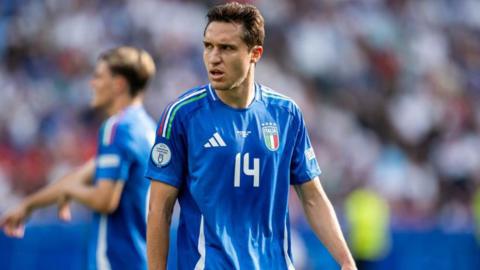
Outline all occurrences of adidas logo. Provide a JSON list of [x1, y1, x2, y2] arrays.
[[204, 132, 227, 148]]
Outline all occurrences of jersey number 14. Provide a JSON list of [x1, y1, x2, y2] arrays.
[[234, 153, 260, 187]]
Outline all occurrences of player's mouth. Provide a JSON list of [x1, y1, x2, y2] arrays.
[[209, 69, 224, 80]]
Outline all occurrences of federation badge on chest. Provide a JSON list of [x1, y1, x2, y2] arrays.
[[262, 122, 279, 151]]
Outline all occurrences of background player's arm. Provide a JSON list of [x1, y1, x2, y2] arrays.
[[147, 180, 178, 270], [294, 177, 357, 270], [64, 125, 131, 214], [64, 179, 125, 214], [0, 159, 95, 237]]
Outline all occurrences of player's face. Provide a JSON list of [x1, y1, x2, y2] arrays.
[[203, 22, 262, 91], [90, 60, 116, 110]]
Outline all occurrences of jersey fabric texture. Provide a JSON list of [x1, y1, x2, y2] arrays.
[[88, 105, 156, 270], [145, 84, 321, 270]]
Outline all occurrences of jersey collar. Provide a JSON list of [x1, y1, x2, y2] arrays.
[[207, 83, 262, 104]]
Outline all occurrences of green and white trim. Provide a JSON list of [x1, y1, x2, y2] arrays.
[[160, 89, 208, 139]]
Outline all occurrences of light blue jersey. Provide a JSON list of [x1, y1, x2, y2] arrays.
[[88, 105, 156, 270], [146, 83, 321, 269]]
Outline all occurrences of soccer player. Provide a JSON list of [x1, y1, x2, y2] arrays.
[[1, 46, 157, 270], [146, 2, 357, 270]]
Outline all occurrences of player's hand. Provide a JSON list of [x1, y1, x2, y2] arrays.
[[0, 204, 30, 238], [57, 195, 72, 221]]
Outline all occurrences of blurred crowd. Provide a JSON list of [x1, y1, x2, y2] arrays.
[[1, 0, 480, 267]]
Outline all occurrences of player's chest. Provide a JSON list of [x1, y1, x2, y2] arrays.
[[186, 110, 290, 160]]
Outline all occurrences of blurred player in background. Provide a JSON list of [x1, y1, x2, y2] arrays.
[[146, 2, 356, 270], [1, 46, 156, 270]]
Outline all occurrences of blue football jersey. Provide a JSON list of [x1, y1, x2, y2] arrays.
[[145, 83, 321, 270], [88, 105, 156, 270]]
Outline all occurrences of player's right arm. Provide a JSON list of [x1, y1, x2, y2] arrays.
[[0, 159, 95, 237], [147, 181, 178, 270], [145, 99, 188, 269]]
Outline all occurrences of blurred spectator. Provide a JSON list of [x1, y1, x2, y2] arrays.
[[473, 188, 480, 242], [345, 188, 390, 270]]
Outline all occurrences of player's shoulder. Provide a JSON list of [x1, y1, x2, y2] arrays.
[[113, 106, 149, 128], [100, 107, 152, 145], [259, 84, 300, 114], [156, 85, 210, 139], [100, 113, 126, 146], [165, 84, 211, 118]]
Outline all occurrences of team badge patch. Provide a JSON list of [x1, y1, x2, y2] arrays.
[[262, 122, 279, 151], [151, 143, 171, 167]]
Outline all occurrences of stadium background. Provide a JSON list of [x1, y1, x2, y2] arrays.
[[1, 0, 480, 269]]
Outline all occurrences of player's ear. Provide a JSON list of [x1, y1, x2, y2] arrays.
[[113, 75, 129, 95], [250, 45, 263, 64]]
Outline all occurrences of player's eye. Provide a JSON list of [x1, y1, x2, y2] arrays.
[[203, 42, 213, 50], [221, 45, 234, 51]]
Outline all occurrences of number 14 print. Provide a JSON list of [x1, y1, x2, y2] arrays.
[[234, 153, 260, 187]]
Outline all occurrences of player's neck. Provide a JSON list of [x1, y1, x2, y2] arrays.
[[106, 94, 143, 117], [215, 68, 255, 109]]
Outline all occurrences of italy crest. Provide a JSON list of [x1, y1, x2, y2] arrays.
[[262, 122, 279, 151]]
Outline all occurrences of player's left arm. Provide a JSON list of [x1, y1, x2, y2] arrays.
[[64, 179, 125, 214], [294, 177, 357, 270]]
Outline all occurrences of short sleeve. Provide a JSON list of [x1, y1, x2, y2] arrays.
[[290, 106, 322, 185], [95, 122, 132, 182], [144, 106, 187, 188]]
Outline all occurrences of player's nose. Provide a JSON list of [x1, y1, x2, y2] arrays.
[[207, 49, 222, 65]]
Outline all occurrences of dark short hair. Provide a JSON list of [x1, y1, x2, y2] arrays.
[[99, 46, 156, 97], [205, 2, 265, 49]]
